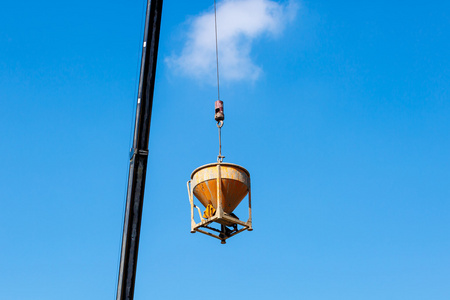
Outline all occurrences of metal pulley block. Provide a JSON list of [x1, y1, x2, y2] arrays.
[[215, 100, 224, 122]]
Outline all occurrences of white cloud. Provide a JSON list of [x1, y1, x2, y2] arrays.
[[166, 0, 298, 83]]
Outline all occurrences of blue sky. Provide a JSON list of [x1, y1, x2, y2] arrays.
[[1, 0, 449, 299]]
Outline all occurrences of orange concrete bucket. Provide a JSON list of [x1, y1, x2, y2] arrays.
[[190, 163, 250, 214]]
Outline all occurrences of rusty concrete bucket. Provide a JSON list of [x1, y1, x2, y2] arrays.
[[187, 162, 252, 244]]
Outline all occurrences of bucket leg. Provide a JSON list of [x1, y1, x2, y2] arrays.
[[187, 180, 195, 233], [216, 163, 227, 243], [216, 163, 224, 218], [247, 183, 252, 231]]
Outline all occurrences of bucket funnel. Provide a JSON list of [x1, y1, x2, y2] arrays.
[[190, 163, 250, 214]]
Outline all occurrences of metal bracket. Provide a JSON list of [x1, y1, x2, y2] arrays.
[[129, 148, 149, 159]]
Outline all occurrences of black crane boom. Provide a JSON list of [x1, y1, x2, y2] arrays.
[[116, 1, 163, 300]]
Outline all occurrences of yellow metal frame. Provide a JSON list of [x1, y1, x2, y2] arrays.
[[187, 162, 252, 244]]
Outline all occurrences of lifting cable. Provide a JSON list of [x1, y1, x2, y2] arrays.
[[213, 0, 225, 163], [214, 0, 221, 101]]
